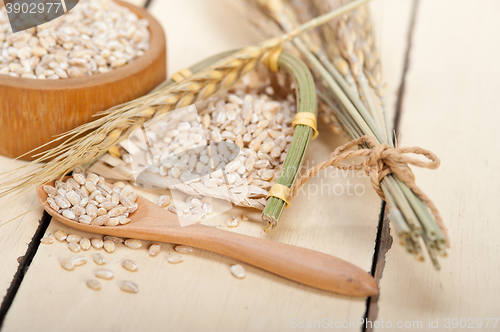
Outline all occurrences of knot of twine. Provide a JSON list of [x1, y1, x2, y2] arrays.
[[290, 135, 447, 242]]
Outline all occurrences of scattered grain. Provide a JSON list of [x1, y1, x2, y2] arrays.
[[167, 253, 183, 264], [93, 253, 106, 265], [60, 259, 74, 271], [94, 268, 114, 279], [122, 259, 138, 271], [174, 245, 193, 254], [54, 230, 67, 241], [80, 238, 91, 250], [91, 238, 103, 249], [40, 237, 53, 244], [227, 217, 239, 228], [86, 279, 101, 291], [230, 264, 246, 278], [124, 239, 142, 249], [71, 256, 87, 266], [67, 242, 81, 253], [66, 234, 82, 243], [148, 243, 161, 256], [103, 240, 115, 253], [118, 280, 139, 293]]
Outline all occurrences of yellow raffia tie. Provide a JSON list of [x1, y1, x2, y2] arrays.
[[266, 183, 291, 208], [171, 68, 193, 82], [292, 112, 319, 139], [263, 46, 284, 72]]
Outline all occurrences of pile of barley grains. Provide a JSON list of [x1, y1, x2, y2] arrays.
[[43, 172, 138, 226], [0, 0, 150, 79], [109, 78, 296, 211]]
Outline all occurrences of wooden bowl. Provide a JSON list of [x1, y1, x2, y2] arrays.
[[0, 0, 167, 160]]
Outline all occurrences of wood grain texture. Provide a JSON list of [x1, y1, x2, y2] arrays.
[[0, 1, 166, 160], [375, 0, 500, 328]]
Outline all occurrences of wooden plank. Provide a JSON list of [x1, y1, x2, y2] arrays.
[[375, 0, 500, 328], [2, 0, 412, 331], [0, 158, 46, 313]]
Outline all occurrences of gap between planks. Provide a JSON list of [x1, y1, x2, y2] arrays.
[[0, 212, 51, 329], [363, 0, 420, 331]]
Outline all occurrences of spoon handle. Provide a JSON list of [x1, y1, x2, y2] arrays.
[[160, 224, 378, 297]]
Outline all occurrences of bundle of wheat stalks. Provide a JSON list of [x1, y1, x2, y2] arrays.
[[242, 0, 448, 269]]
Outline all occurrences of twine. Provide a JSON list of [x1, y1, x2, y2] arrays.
[[290, 135, 448, 243]]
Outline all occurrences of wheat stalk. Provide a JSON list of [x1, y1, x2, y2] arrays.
[[0, 0, 370, 200]]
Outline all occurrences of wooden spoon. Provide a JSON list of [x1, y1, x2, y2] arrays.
[[36, 179, 378, 297]]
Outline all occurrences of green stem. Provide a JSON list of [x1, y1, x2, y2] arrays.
[[262, 52, 317, 229]]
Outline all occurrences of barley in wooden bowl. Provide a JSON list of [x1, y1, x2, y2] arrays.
[[0, 0, 166, 160]]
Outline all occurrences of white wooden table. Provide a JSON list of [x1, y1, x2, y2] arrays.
[[0, 0, 499, 331]]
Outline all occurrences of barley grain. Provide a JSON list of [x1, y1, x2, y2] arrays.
[[91, 215, 109, 226], [91, 238, 104, 249], [167, 253, 183, 264], [118, 280, 139, 293], [40, 237, 53, 244], [148, 243, 161, 256], [104, 236, 124, 244], [93, 253, 106, 265], [66, 234, 82, 243], [86, 279, 101, 291], [122, 260, 138, 271], [71, 256, 87, 266], [124, 239, 142, 249], [61, 259, 74, 271], [230, 264, 246, 278], [94, 268, 114, 279], [55, 196, 71, 209], [174, 245, 193, 254], [103, 240, 115, 253], [119, 217, 131, 225], [67, 242, 81, 253], [54, 230, 67, 241], [80, 238, 91, 250], [42, 185, 57, 196], [227, 217, 239, 227]]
